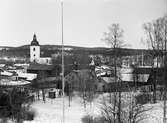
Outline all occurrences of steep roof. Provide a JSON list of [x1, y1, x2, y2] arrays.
[[30, 34, 39, 46]]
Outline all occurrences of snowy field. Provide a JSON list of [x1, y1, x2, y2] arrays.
[[23, 94, 165, 123], [0, 94, 165, 123], [24, 96, 100, 123]]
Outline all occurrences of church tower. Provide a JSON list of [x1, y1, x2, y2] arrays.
[[30, 34, 40, 63]]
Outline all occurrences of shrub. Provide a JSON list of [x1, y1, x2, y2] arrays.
[[82, 115, 106, 123], [0, 88, 36, 123], [135, 93, 151, 105], [22, 109, 35, 121]]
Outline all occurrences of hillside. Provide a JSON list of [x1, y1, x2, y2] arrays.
[[0, 44, 151, 58]]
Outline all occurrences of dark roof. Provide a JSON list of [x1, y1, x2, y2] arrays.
[[30, 34, 39, 46], [148, 68, 167, 85], [133, 67, 152, 74], [37, 77, 61, 83], [27, 64, 54, 71]]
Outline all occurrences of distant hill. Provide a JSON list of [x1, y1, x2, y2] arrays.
[[0, 44, 152, 58], [0, 46, 14, 49]]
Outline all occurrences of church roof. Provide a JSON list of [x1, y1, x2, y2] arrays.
[[31, 34, 39, 46]]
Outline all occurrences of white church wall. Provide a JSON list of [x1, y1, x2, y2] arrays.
[[30, 46, 40, 62], [39, 57, 52, 65]]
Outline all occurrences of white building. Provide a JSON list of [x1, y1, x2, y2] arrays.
[[30, 34, 52, 64]]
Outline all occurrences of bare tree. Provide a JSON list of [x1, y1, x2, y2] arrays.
[[143, 15, 167, 123], [102, 24, 125, 123], [128, 98, 153, 123], [36, 71, 47, 102], [103, 24, 125, 49], [77, 70, 97, 109], [66, 70, 97, 109], [100, 96, 115, 123], [99, 91, 154, 123], [143, 17, 164, 103]]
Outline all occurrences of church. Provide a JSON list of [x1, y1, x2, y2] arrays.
[[30, 34, 52, 64]]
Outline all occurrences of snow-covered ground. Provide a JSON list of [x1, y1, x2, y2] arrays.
[[24, 96, 99, 123], [0, 92, 163, 123], [140, 102, 164, 123], [23, 94, 166, 123]]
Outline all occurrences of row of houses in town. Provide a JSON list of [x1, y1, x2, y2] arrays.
[[0, 34, 166, 94]]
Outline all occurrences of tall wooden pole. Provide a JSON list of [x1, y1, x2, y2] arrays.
[[61, 1, 65, 123], [164, 23, 167, 123]]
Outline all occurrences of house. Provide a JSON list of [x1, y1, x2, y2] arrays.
[[0, 68, 13, 77], [96, 67, 153, 92], [95, 65, 113, 77], [0, 68, 37, 81], [27, 63, 61, 78]]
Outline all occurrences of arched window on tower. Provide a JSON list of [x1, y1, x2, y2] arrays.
[[33, 48, 35, 51]]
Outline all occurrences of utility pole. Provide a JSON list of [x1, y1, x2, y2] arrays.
[[163, 24, 167, 123], [142, 51, 144, 66], [61, 0, 65, 123]]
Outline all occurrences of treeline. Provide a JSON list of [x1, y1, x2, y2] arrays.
[[0, 44, 151, 58]]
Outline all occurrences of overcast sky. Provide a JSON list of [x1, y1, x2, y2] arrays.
[[0, 0, 166, 49]]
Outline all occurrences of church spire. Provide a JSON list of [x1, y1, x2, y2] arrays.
[[31, 33, 39, 46], [33, 33, 37, 41]]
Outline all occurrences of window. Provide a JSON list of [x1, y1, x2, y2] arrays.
[[33, 48, 35, 51], [34, 54, 36, 57]]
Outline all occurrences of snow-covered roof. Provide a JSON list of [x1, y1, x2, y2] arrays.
[[89, 59, 95, 66], [95, 65, 113, 77], [0, 79, 31, 86], [0, 68, 37, 80], [0, 70, 13, 76], [17, 73, 37, 81], [14, 63, 29, 67], [95, 65, 111, 71], [100, 65, 111, 70], [120, 68, 133, 74], [101, 77, 115, 83], [120, 73, 150, 83], [96, 71, 106, 77], [98, 67, 150, 83], [0, 64, 5, 67]]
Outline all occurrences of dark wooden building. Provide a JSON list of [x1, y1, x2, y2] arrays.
[[27, 63, 61, 78]]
